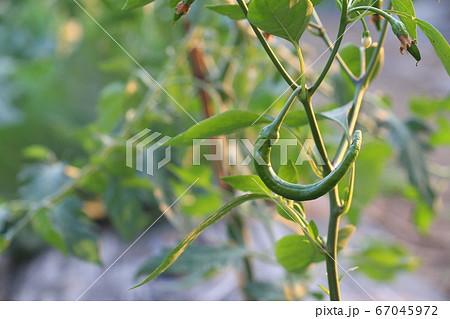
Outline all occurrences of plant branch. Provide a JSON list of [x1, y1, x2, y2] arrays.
[[326, 198, 342, 301], [323, 0, 351, 302], [294, 42, 307, 97], [363, 17, 389, 85], [236, 0, 298, 89], [309, 10, 357, 83], [333, 16, 389, 165], [300, 95, 333, 172], [309, 4, 349, 95]]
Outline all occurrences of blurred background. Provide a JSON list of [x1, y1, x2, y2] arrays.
[[0, 0, 449, 300]]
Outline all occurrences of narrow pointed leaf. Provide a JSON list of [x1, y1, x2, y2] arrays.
[[205, 4, 246, 20], [320, 103, 352, 139], [392, 0, 417, 39], [122, 0, 156, 11], [0, 236, 9, 253], [337, 224, 356, 251], [131, 193, 268, 288], [278, 160, 298, 184], [415, 19, 450, 77], [222, 175, 271, 194], [168, 110, 309, 146], [167, 110, 271, 146]]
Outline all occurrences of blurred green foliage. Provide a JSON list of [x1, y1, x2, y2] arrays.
[[0, 0, 448, 300]]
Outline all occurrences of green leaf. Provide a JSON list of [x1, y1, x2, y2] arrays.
[[0, 236, 9, 253], [168, 109, 309, 146], [308, 220, 320, 241], [413, 200, 434, 235], [95, 82, 128, 133], [136, 245, 248, 278], [205, 4, 246, 20], [430, 118, 450, 145], [131, 193, 268, 288], [354, 241, 420, 281], [409, 95, 450, 117], [311, 0, 323, 5], [320, 103, 352, 138], [384, 112, 436, 209], [339, 43, 384, 84], [104, 179, 151, 242], [222, 175, 271, 194], [348, 141, 391, 224], [415, 19, 450, 77], [50, 197, 100, 263], [19, 163, 70, 201], [318, 284, 330, 295], [122, 0, 157, 11], [283, 110, 310, 127], [275, 235, 315, 273], [339, 266, 359, 282], [247, 0, 313, 44], [32, 209, 67, 253], [337, 224, 356, 251], [168, 110, 270, 146], [22, 145, 53, 161], [276, 200, 299, 222], [347, 0, 374, 19], [278, 160, 298, 184], [392, 0, 417, 39], [175, 183, 222, 217]]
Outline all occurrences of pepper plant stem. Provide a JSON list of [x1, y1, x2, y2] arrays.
[[309, 1, 349, 95], [326, 194, 342, 301], [310, 11, 357, 82], [236, 0, 297, 89]]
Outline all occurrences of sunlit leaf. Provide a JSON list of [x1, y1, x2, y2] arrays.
[[22, 145, 53, 161], [168, 110, 270, 146], [413, 200, 434, 235], [308, 220, 320, 241], [415, 19, 450, 77], [392, 0, 417, 39], [136, 245, 248, 278], [278, 160, 298, 184], [348, 141, 391, 224], [318, 284, 330, 295], [354, 241, 420, 281], [131, 193, 268, 288], [222, 175, 271, 194], [122, 0, 157, 11], [205, 4, 245, 20], [275, 235, 315, 273], [247, 0, 313, 45], [383, 112, 436, 209], [337, 224, 356, 251]]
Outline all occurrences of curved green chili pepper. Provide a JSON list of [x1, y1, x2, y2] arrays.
[[253, 87, 362, 201]]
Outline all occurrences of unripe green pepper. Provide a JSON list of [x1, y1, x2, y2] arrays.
[[390, 19, 421, 64], [173, 0, 195, 23]]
